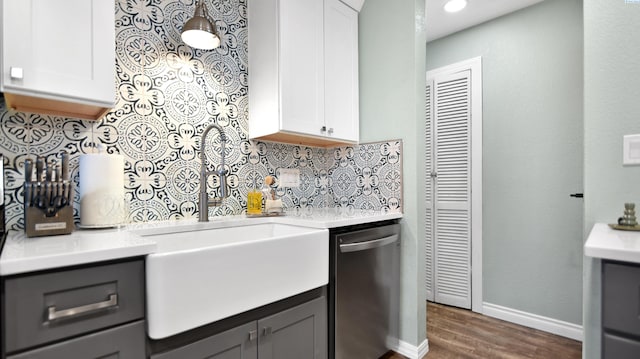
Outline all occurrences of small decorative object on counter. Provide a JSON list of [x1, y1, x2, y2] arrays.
[[24, 151, 74, 237], [618, 203, 637, 226], [609, 203, 640, 231], [263, 175, 283, 215]]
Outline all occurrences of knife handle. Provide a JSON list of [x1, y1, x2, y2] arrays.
[[44, 183, 52, 208], [24, 159, 33, 183], [54, 164, 62, 183], [46, 160, 54, 182], [61, 151, 70, 181], [36, 156, 45, 183], [24, 183, 32, 207]]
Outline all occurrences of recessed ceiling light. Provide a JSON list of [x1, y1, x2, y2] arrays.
[[444, 0, 468, 13]]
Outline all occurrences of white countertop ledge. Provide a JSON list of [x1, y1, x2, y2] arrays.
[[584, 223, 640, 264], [1, 210, 402, 276], [0, 229, 156, 276]]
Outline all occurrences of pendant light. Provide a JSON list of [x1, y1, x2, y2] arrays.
[[181, 0, 221, 50], [444, 0, 467, 13]]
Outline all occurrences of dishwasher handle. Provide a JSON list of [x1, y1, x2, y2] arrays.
[[339, 234, 399, 253]]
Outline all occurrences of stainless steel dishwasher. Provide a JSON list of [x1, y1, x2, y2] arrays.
[[329, 220, 401, 359]]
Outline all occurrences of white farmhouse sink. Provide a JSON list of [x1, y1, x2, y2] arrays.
[[138, 223, 328, 339]]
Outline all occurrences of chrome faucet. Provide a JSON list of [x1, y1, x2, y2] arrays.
[[199, 123, 228, 222]]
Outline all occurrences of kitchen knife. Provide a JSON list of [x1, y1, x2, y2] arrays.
[[55, 182, 64, 207], [37, 184, 45, 209], [31, 183, 37, 207], [44, 182, 52, 208], [24, 183, 32, 207], [35, 156, 45, 183], [54, 164, 61, 183], [61, 150, 69, 181], [24, 158, 33, 184], [66, 182, 73, 207], [45, 160, 53, 182]]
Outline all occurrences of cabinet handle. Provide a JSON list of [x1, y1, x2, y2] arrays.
[[321, 126, 327, 133], [10, 67, 23, 80], [248, 330, 257, 341], [262, 326, 272, 336], [328, 127, 334, 135], [47, 294, 118, 322]]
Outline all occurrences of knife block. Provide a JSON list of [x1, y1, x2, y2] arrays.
[[24, 205, 74, 237]]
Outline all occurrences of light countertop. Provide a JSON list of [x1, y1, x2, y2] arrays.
[[584, 223, 640, 263], [1, 210, 402, 276]]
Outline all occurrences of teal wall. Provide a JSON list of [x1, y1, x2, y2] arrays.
[[359, 0, 428, 348], [426, 0, 584, 325], [583, 0, 640, 357]]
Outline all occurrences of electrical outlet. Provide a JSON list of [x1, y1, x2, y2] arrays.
[[278, 168, 300, 188]]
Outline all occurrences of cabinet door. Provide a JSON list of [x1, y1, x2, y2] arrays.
[[324, 0, 359, 142], [279, 0, 325, 137], [258, 296, 327, 359], [151, 322, 258, 359], [1, 0, 115, 106], [602, 261, 640, 336], [7, 321, 145, 359]]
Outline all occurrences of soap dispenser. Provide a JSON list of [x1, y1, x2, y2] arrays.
[[247, 181, 262, 215]]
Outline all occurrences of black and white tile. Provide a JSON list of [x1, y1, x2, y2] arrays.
[[0, 0, 402, 230]]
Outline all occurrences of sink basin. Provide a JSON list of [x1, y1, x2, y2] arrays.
[[138, 222, 328, 339]]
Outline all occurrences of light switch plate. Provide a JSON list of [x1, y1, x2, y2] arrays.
[[278, 168, 300, 188], [623, 134, 640, 165]]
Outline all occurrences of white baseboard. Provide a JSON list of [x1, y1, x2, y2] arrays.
[[391, 338, 429, 359], [482, 302, 583, 342]]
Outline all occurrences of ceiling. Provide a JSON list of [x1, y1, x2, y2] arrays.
[[426, 0, 544, 42]]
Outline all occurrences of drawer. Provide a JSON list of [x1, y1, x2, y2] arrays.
[[4, 259, 144, 353], [7, 320, 146, 359], [602, 261, 640, 336], [603, 332, 640, 359]]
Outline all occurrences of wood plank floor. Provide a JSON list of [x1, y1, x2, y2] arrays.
[[382, 302, 582, 359]]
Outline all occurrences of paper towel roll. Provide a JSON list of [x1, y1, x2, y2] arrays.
[[79, 153, 125, 227]]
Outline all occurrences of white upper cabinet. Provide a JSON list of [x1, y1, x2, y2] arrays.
[[1, 0, 115, 120], [324, 0, 359, 143], [248, 0, 360, 147]]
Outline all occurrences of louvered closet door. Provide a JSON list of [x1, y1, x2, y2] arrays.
[[425, 81, 434, 302], [433, 70, 471, 309]]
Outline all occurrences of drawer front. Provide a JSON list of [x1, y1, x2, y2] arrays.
[[602, 261, 640, 336], [7, 320, 146, 359], [603, 332, 640, 359], [4, 259, 144, 353]]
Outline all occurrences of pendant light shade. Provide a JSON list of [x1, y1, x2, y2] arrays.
[[181, 1, 221, 50], [443, 0, 468, 13]]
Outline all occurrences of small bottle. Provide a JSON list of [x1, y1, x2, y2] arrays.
[[247, 187, 262, 215]]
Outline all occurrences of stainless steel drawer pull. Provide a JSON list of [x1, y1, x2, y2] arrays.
[[339, 234, 399, 253], [47, 294, 118, 322]]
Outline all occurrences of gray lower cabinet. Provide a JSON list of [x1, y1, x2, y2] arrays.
[[151, 296, 327, 359], [258, 296, 327, 359], [7, 321, 146, 359], [602, 260, 640, 358], [1, 259, 146, 358]]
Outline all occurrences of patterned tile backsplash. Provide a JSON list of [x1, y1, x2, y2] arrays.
[[0, 0, 402, 230]]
